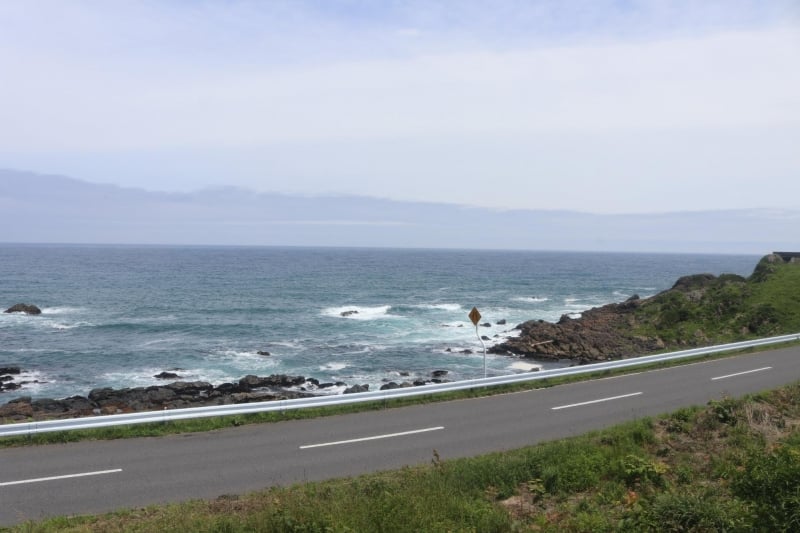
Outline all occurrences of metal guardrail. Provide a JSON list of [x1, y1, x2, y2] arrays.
[[2, 333, 799, 437]]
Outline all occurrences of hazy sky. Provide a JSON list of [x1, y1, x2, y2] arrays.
[[1, 1, 798, 214]]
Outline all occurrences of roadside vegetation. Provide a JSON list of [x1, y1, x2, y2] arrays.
[[7, 380, 800, 532]]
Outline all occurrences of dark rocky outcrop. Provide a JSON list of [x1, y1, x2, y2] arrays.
[[154, 371, 181, 380], [340, 310, 359, 317], [256, 351, 271, 356], [344, 384, 369, 394], [489, 296, 656, 362], [238, 374, 306, 391], [4, 304, 42, 315], [1, 374, 317, 421], [1, 366, 25, 393], [380, 381, 414, 390]]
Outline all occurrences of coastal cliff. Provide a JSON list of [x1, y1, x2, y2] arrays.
[[491, 253, 800, 362]]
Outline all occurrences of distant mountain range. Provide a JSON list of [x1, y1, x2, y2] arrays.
[[1, 168, 797, 254]]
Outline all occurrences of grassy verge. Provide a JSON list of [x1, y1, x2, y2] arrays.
[[7, 380, 800, 532], [2, 339, 799, 448]]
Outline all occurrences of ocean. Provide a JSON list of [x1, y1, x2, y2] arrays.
[[0, 244, 760, 402]]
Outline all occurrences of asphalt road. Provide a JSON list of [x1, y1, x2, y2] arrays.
[[2, 346, 800, 526]]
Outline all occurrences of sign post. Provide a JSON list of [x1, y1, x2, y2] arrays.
[[469, 307, 487, 378]]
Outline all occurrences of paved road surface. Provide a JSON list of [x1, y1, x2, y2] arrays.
[[2, 346, 799, 526]]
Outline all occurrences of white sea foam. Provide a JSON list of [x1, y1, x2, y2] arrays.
[[7, 370, 49, 396], [508, 361, 543, 372], [41, 306, 84, 315], [413, 303, 462, 311], [322, 305, 395, 320], [185, 368, 239, 385], [216, 349, 280, 363], [440, 321, 468, 328], [221, 349, 258, 358], [100, 368, 173, 388], [17, 369, 48, 381], [291, 383, 347, 395], [98, 366, 245, 388], [139, 336, 184, 347], [268, 340, 301, 349], [51, 320, 94, 330], [319, 362, 348, 371], [512, 296, 549, 303]]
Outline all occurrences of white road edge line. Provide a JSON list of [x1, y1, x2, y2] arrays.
[[711, 367, 772, 381], [0, 468, 123, 487], [300, 426, 445, 449], [552, 392, 643, 411]]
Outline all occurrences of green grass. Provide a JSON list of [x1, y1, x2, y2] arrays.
[[8, 380, 800, 532], [631, 258, 800, 343]]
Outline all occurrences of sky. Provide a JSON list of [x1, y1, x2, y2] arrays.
[[1, 0, 799, 214]]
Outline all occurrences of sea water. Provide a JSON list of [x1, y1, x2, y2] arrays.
[[0, 244, 760, 401]]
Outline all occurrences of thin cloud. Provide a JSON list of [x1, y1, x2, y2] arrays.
[[0, 1, 798, 214]]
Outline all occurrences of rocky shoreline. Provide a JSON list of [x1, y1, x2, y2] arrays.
[[489, 294, 659, 363], [0, 369, 455, 422], [490, 253, 798, 362]]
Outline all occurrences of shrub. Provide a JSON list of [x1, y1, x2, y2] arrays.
[[743, 303, 780, 335], [732, 444, 800, 531], [621, 454, 668, 488], [621, 489, 754, 532]]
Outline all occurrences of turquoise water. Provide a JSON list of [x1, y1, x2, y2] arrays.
[[0, 245, 760, 401]]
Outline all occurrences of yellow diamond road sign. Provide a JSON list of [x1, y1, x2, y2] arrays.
[[468, 307, 481, 326]]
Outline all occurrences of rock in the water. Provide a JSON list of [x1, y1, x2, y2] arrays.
[[0, 366, 21, 375], [340, 310, 359, 317], [431, 370, 449, 378], [344, 384, 369, 394], [154, 371, 181, 380], [496, 319, 507, 325], [256, 351, 271, 356], [238, 374, 306, 391], [4, 304, 42, 315]]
